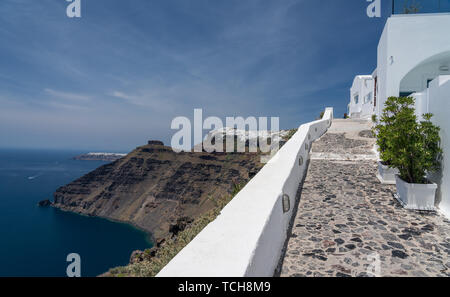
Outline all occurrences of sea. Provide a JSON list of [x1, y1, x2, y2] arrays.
[[0, 148, 152, 277]]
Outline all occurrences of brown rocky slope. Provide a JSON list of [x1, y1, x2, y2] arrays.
[[53, 141, 263, 242]]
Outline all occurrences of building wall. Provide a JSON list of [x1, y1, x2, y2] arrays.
[[377, 13, 450, 118], [400, 59, 450, 94], [361, 79, 375, 119], [426, 76, 450, 219], [411, 90, 429, 121], [376, 14, 450, 219], [349, 76, 374, 119]]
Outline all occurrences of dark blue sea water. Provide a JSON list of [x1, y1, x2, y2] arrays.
[[0, 149, 152, 277]]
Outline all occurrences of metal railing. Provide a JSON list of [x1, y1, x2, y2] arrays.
[[392, 0, 450, 15]]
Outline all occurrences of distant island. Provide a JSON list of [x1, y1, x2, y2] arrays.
[[73, 152, 127, 162]]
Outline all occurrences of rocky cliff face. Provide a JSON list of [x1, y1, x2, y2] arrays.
[[53, 142, 263, 241]]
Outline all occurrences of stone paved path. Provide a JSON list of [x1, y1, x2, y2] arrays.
[[280, 119, 450, 277]]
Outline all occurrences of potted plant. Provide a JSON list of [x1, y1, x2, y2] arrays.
[[379, 96, 442, 210], [403, 0, 421, 14], [372, 114, 399, 184]]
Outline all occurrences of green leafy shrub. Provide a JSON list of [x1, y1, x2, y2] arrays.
[[403, 0, 421, 14], [284, 129, 297, 141], [316, 111, 325, 120], [375, 96, 442, 184], [371, 114, 377, 123], [373, 113, 392, 166]]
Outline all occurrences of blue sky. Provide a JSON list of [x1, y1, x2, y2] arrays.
[[0, 0, 390, 152]]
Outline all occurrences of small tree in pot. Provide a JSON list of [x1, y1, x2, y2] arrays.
[[373, 107, 399, 184], [373, 114, 392, 164], [379, 96, 442, 210]]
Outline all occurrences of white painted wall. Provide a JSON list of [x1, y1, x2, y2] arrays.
[[377, 13, 450, 119], [375, 13, 450, 219], [411, 90, 428, 122], [400, 55, 450, 94], [349, 75, 375, 119], [157, 108, 334, 277], [424, 76, 450, 219]]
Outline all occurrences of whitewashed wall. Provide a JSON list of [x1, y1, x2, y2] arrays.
[[377, 13, 450, 119], [349, 76, 375, 119], [157, 108, 334, 277], [411, 90, 428, 122], [426, 76, 450, 219]]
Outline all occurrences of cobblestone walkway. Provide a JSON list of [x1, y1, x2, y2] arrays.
[[280, 119, 450, 277]]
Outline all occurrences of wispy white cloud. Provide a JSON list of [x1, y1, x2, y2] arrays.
[[45, 101, 91, 111], [110, 90, 170, 111], [44, 88, 90, 101]]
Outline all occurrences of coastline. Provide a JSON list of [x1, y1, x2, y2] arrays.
[[51, 204, 155, 246]]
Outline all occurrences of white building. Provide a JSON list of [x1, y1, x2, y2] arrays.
[[371, 10, 450, 218], [375, 12, 450, 119], [348, 75, 375, 119]]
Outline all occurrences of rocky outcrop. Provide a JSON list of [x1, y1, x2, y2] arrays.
[[53, 142, 263, 242], [148, 140, 164, 146], [38, 199, 52, 207]]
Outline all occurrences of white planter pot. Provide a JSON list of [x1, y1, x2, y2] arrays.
[[376, 161, 399, 184], [394, 175, 437, 211]]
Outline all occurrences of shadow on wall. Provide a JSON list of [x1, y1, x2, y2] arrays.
[[429, 167, 443, 208]]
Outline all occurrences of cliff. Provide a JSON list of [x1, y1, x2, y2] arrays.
[[53, 142, 263, 241]]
